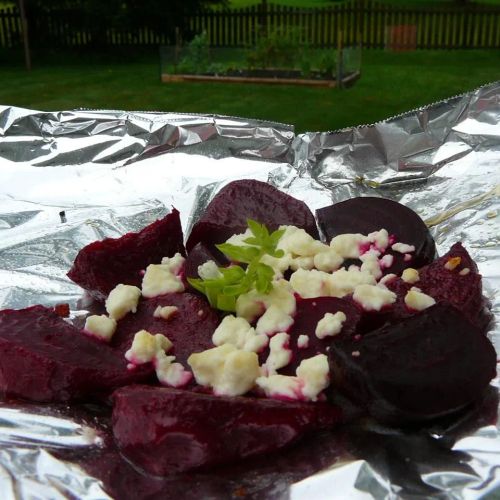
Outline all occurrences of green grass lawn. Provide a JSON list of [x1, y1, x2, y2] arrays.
[[0, 50, 498, 133]]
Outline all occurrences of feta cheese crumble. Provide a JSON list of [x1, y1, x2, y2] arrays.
[[125, 329, 173, 364], [264, 333, 292, 375], [404, 290, 436, 311], [188, 344, 260, 397], [401, 268, 420, 284], [391, 242, 416, 254], [212, 315, 268, 353], [255, 304, 294, 336], [353, 284, 396, 311], [290, 268, 331, 298], [297, 334, 309, 349], [198, 260, 222, 280], [154, 350, 192, 388], [153, 305, 178, 320], [84, 314, 117, 342], [105, 284, 142, 320], [142, 262, 185, 298], [315, 311, 346, 339], [459, 267, 470, 276]]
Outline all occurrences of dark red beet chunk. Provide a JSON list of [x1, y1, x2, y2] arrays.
[[67, 209, 185, 301], [184, 242, 229, 282], [0, 306, 151, 403], [276, 297, 361, 376], [329, 303, 497, 424], [186, 180, 319, 251], [112, 385, 341, 475], [112, 292, 220, 366], [316, 197, 435, 275]]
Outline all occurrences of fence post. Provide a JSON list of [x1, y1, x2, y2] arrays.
[[259, 0, 268, 38]]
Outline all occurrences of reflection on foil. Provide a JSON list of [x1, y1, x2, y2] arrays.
[[0, 82, 499, 498]]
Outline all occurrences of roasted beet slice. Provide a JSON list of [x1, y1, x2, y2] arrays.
[[112, 292, 220, 366], [67, 209, 185, 301], [186, 180, 319, 251], [275, 297, 361, 375], [112, 384, 341, 475], [316, 197, 435, 275], [0, 306, 151, 403], [184, 242, 229, 282], [329, 303, 497, 424]]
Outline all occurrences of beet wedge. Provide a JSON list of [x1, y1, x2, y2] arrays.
[[112, 385, 341, 475], [316, 197, 435, 275], [67, 209, 185, 300], [0, 306, 151, 403], [329, 303, 497, 424], [112, 292, 220, 367], [186, 179, 319, 252]]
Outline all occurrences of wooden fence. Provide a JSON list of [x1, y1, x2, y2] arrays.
[[1, 1, 500, 50]]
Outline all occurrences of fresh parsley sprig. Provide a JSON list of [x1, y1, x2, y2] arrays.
[[187, 220, 285, 312]]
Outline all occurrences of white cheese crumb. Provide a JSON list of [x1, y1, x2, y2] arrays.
[[404, 290, 436, 311], [212, 315, 268, 353], [264, 333, 292, 375], [379, 254, 394, 269], [379, 273, 397, 285], [256, 374, 303, 400], [153, 305, 178, 320], [353, 284, 397, 311], [155, 350, 192, 388], [142, 263, 185, 298], [84, 315, 117, 342], [105, 284, 142, 320], [125, 330, 173, 365], [225, 229, 253, 247], [197, 260, 222, 280], [330, 233, 368, 259], [315, 311, 347, 339], [255, 305, 294, 336], [313, 248, 343, 272], [368, 229, 389, 252], [289, 256, 315, 271], [401, 268, 420, 284], [351, 350, 360, 357], [277, 225, 327, 256], [329, 268, 376, 297], [459, 267, 471, 276], [290, 268, 332, 298], [160, 253, 186, 274], [360, 253, 382, 280], [391, 242, 416, 254], [297, 334, 309, 349], [296, 354, 330, 401], [187, 344, 260, 397]]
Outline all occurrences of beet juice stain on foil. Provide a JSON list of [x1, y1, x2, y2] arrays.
[[0, 81, 499, 499]]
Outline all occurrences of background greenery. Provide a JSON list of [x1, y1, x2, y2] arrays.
[[1, 49, 498, 132]]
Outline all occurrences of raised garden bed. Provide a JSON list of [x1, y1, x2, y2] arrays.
[[161, 69, 361, 88]]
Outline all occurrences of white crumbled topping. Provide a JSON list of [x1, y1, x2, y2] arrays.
[[313, 248, 343, 272], [105, 284, 142, 320], [379, 273, 397, 285], [353, 284, 397, 311], [315, 311, 347, 339], [401, 268, 420, 284], [379, 254, 394, 269], [290, 268, 332, 298], [351, 350, 361, 357], [188, 344, 260, 397], [411, 286, 422, 292], [260, 252, 293, 278], [236, 279, 296, 321], [255, 305, 294, 336], [155, 350, 192, 388], [153, 305, 178, 320], [197, 260, 222, 280], [256, 374, 303, 400], [289, 256, 315, 271], [125, 330, 173, 364], [459, 267, 471, 276], [360, 252, 382, 280], [330, 233, 368, 259], [297, 334, 309, 349], [84, 314, 117, 342], [329, 268, 376, 297], [256, 374, 303, 399], [368, 229, 389, 252], [212, 315, 268, 353], [225, 228, 253, 247], [142, 263, 185, 298], [296, 354, 330, 401], [264, 333, 292, 375], [160, 253, 186, 274], [404, 290, 436, 311], [277, 225, 327, 256], [391, 242, 416, 254]]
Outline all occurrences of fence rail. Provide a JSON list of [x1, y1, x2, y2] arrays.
[[1, 1, 500, 50]]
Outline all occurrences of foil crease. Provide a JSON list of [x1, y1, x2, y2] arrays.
[[0, 81, 499, 499]]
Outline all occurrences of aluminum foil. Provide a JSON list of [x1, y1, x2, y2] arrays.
[[0, 81, 499, 499]]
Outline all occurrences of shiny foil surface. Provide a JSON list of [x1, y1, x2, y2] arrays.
[[0, 81, 499, 499]]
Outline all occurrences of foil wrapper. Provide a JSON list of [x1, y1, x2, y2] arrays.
[[0, 81, 499, 499]]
